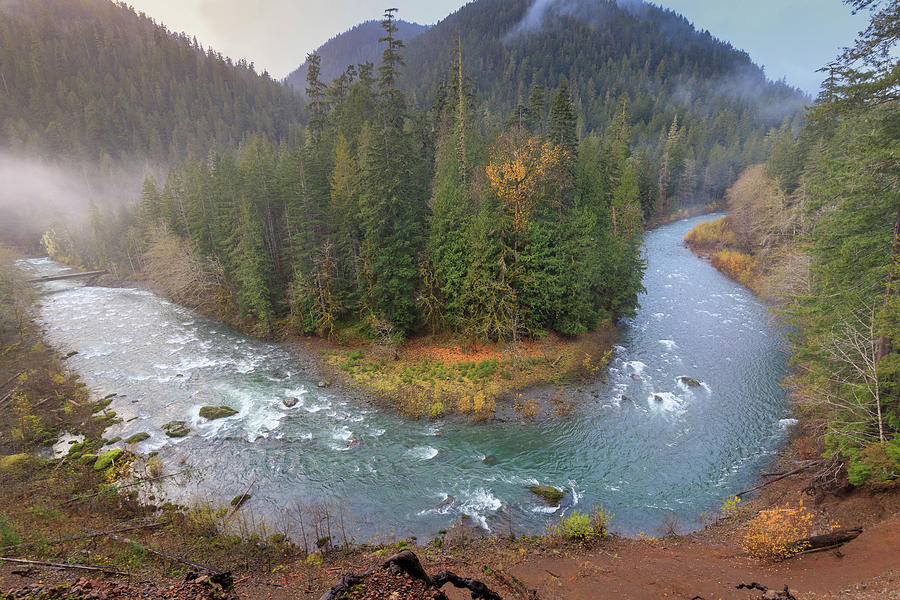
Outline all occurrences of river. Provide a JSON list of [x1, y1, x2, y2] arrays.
[[23, 214, 792, 541]]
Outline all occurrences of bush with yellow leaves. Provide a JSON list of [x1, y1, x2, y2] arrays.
[[741, 501, 833, 560]]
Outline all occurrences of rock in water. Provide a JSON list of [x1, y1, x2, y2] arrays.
[[678, 376, 701, 387], [317, 380, 329, 388], [230, 493, 251, 508], [529, 485, 564, 505], [199, 405, 238, 420], [163, 421, 190, 438], [482, 454, 498, 466], [282, 397, 299, 408], [125, 432, 150, 444]]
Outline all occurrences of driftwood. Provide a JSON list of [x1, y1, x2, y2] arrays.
[[319, 550, 503, 600], [792, 527, 862, 553], [27, 270, 108, 283], [736, 582, 798, 600], [735, 461, 820, 497], [0, 521, 164, 553], [106, 532, 233, 590], [0, 557, 130, 577]]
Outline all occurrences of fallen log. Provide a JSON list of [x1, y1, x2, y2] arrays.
[[0, 521, 164, 553], [27, 270, 107, 283], [318, 550, 503, 600], [791, 527, 862, 553], [1, 557, 129, 577], [106, 532, 233, 590], [735, 461, 820, 497]]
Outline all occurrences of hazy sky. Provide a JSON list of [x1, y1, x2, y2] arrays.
[[124, 0, 868, 94]]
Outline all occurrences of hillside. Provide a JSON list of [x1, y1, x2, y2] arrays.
[[0, 0, 305, 165], [283, 19, 428, 95], [288, 0, 809, 208]]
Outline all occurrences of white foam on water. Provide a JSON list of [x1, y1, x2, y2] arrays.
[[647, 392, 682, 412], [778, 418, 798, 429], [567, 480, 581, 505], [531, 505, 559, 513], [624, 360, 647, 375], [406, 446, 439, 460], [659, 339, 678, 350], [458, 488, 502, 531]]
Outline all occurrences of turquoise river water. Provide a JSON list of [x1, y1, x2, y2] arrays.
[[23, 214, 793, 541]]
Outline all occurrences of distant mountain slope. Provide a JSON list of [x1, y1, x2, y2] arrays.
[[0, 0, 305, 164], [283, 20, 428, 94], [285, 0, 808, 203]]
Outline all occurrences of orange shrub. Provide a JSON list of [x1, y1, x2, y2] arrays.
[[684, 217, 737, 248], [742, 501, 831, 560], [711, 249, 759, 291]]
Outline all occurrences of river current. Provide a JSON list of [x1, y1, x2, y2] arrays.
[[24, 214, 792, 540]]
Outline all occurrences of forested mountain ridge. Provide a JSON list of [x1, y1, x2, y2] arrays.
[[283, 20, 429, 95], [0, 0, 305, 165], [288, 0, 809, 210]]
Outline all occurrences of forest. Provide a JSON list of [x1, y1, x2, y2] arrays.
[[685, 0, 900, 486], [100, 11, 646, 343]]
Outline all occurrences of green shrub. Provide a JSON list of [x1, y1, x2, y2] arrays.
[[549, 506, 611, 543]]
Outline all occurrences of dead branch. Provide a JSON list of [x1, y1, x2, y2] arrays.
[[0, 521, 164, 553], [0, 557, 129, 576], [106, 532, 233, 590], [735, 461, 821, 497]]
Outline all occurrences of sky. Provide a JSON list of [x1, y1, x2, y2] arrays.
[[123, 0, 870, 94]]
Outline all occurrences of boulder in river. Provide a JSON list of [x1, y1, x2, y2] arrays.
[[482, 454, 498, 466], [529, 485, 564, 505], [199, 405, 238, 420], [678, 376, 701, 387], [317, 380, 330, 388], [653, 394, 664, 403], [163, 420, 190, 438], [125, 432, 150, 444], [230, 493, 251, 508], [282, 397, 299, 408]]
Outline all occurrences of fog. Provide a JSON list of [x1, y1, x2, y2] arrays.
[[0, 151, 149, 252]]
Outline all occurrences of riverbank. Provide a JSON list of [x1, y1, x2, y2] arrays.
[[4, 232, 900, 598], [93, 271, 619, 423]]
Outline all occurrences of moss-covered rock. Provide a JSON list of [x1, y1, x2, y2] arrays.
[[163, 421, 190, 438], [125, 432, 151, 444], [93, 448, 124, 470], [529, 485, 564, 505], [230, 494, 251, 508], [199, 406, 238, 420], [78, 453, 98, 466], [678, 376, 701, 387]]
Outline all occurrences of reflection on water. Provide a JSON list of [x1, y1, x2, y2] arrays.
[[24, 214, 790, 539]]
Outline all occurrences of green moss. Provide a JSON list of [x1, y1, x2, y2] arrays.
[[678, 376, 701, 387], [199, 406, 238, 420], [529, 485, 564, 505], [163, 421, 190, 438], [0, 454, 39, 476], [93, 449, 124, 470], [230, 494, 251, 508], [125, 432, 151, 444], [78, 453, 98, 466]]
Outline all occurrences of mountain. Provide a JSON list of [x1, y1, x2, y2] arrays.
[[0, 0, 305, 165], [283, 20, 429, 94], [287, 0, 808, 205]]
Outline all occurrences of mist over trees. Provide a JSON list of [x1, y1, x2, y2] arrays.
[[0, 0, 304, 165]]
